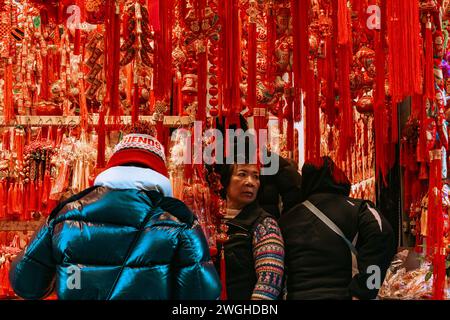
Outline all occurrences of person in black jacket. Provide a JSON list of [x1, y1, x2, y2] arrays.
[[259, 154, 302, 218], [279, 156, 395, 300]]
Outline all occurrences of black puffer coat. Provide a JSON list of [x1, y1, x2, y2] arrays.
[[279, 158, 395, 300]]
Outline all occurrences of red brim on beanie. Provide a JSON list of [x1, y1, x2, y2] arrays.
[[106, 149, 169, 178]]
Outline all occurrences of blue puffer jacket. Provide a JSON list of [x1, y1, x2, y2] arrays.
[[10, 186, 221, 300]]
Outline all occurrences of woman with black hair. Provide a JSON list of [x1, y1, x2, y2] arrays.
[[217, 161, 285, 300]]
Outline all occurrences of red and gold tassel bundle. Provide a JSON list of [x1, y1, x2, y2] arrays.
[[337, 0, 353, 163], [386, 0, 422, 104], [0, 181, 5, 219], [197, 43, 207, 125], [4, 62, 14, 124], [247, 12, 257, 118], [427, 149, 446, 300]]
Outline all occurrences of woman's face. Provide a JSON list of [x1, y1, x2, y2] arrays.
[[226, 164, 260, 210]]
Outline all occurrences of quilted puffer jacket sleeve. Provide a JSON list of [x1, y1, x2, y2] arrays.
[[9, 220, 56, 299], [172, 222, 221, 300]]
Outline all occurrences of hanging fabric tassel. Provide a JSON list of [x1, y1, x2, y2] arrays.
[[6, 183, 14, 217], [247, 13, 257, 119], [386, 0, 421, 103], [4, 62, 14, 124], [29, 180, 36, 213], [220, 247, 227, 300], [23, 183, 30, 221], [336, 0, 353, 164], [147, 0, 161, 32], [291, 0, 310, 119], [37, 179, 43, 214], [427, 149, 446, 300], [374, 26, 388, 184], [424, 20, 435, 100], [17, 182, 24, 220], [132, 67, 140, 123], [305, 71, 320, 166], [42, 172, 51, 209], [79, 79, 89, 131], [197, 42, 207, 126], [12, 182, 19, 215], [96, 109, 106, 169], [0, 181, 5, 219], [104, 0, 122, 119]]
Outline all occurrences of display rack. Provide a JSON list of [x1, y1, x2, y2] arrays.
[[0, 115, 193, 127], [0, 219, 45, 232]]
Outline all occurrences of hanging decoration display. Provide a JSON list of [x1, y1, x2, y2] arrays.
[[2, 0, 450, 299]]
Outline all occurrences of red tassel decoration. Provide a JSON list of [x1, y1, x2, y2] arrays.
[[197, 46, 207, 125], [23, 184, 30, 221], [37, 180, 43, 214], [147, 0, 161, 32], [374, 27, 388, 183], [29, 180, 37, 213], [304, 71, 320, 166], [220, 248, 227, 300], [96, 109, 106, 169], [0, 181, 5, 219], [17, 183, 23, 220], [386, 0, 422, 103], [42, 173, 51, 208], [7, 183, 14, 217], [336, 0, 353, 164], [79, 79, 89, 131], [104, 0, 122, 119], [4, 62, 14, 124], [247, 18, 257, 118], [427, 150, 446, 300], [424, 21, 435, 100], [291, 0, 310, 120], [132, 80, 140, 124]]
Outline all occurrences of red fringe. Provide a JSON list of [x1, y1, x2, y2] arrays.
[[23, 184, 30, 221], [197, 50, 207, 125], [266, 6, 276, 86], [337, 0, 350, 45], [231, 0, 241, 121], [247, 22, 257, 116], [79, 79, 89, 131], [41, 55, 49, 100], [0, 181, 5, 219], [386, 0, 422, 103], [96, 110, 106, 169], [132, 82, 140, 123], [4, 63, 14, 124], [374, 29, 388, 184], [305, 70, 320, 166], [29, 180, 36, 213], [220, 248, 227, 300], [337, 44, 353, 163], [424, 25, 435, 100], [147, 0, 161, 32], [6, 183, 12, 217], [427, 152, 446, 300]]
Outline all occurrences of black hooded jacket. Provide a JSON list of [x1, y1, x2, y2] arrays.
[[279, 158, 395, 300]]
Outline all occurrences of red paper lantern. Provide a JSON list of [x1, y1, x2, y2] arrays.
[[209, 86, 218, 96], [209, 107, 219, 117], [209, 97, 218, 107], [209, 76, 218, 86]]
